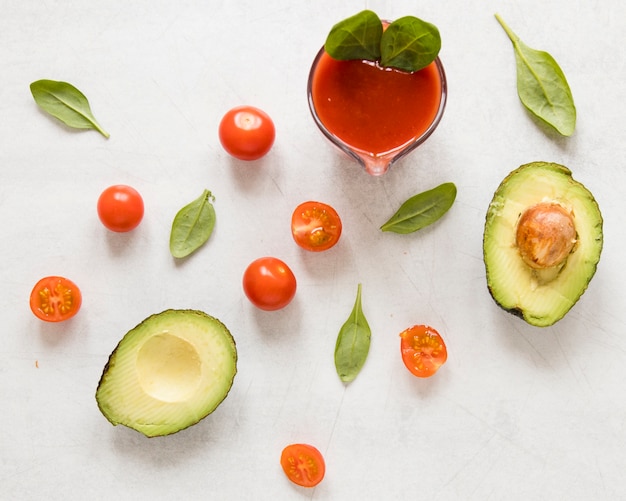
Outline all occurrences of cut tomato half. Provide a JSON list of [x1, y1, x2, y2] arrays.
[[400, 324, 447, 377], [29, 276, 82, 322], [291, 201, 342, 252], [280, 443, 325, 488]]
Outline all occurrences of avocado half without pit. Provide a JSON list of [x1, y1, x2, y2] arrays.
[[483, 162, 603, 327], [96, 309, 237, 437]]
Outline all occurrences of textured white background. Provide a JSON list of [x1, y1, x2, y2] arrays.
[[2, 0, 626, 499]]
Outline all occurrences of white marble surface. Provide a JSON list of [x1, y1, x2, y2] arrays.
[[2, 1, 626, 499]]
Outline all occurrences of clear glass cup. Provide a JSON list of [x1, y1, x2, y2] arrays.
[[307, 48, 447, 176]]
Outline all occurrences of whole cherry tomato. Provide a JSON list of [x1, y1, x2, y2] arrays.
[[280, 443, 325, 488], [400, 325, 447, 378], [242, 257, 296, 311], [29, 276, 82, 322], [218, 105, 275, 161], [291, 201, 342, 252], [97, 184, 144, 232]]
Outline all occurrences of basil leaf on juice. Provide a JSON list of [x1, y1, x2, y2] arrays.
[[29, 79, 109, 138], [380, 182, 456, 234], [495, 14, 576, 136], [334, 284, 371, 383], [380, 16, 441, 72], [324, 11, 441, 73], [324, 10, 382, 61], [170, 189, 216, 259]]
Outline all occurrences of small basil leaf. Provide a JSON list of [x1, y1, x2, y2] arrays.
[[380, 16, 441, 72], [170, 189, 216, 259], [30, 79, 109, 138], [334, 283, 371, 383], [324, 10, 382, 61], [380, 182, 456, 234], [495, 14, 576, 136]]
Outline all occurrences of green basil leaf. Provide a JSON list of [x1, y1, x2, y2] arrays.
[[29, 79, 109, 138], [324, 10, 382, 61], [380, 182, 456, 234], [495, 14, 576, 136], [334, 283, 371, 383], [169, 189, 216, 259], [380, 16, 441, 72]]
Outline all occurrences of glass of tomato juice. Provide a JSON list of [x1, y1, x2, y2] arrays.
[[307, 39, 447, 176]]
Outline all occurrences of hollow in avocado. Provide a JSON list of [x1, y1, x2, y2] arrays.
[[483, 162, 602, 327], [96, 309, 237, 437]]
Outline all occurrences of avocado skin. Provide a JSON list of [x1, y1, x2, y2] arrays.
[[483, 161, 603, 327], [486, 284, 525, 320]]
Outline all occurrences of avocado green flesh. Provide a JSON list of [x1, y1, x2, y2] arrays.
[[484, 162, 603, 327], [96, 309, 237, 437]]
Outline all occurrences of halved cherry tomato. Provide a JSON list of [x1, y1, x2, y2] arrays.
[[400, 325, 447, 378], [29, 276, 82, 322], [280, 443, 325, 488], [218, 105, 275, 161], [97, 184, 144, 232], [242, 257, 296, 311], [291, 201, 342, 252]]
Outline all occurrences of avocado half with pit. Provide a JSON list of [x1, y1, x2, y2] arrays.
[[483, 162, 603, 327], [96, 309, 237, 437]]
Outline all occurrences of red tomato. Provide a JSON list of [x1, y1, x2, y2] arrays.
[[242, 257, 296, 311], [280, 443, 325, 488], [97, 185, 144, 232], [400, 325, 448, 378], [218, 105, 275, 161], [30, 276, 82, 322], [291, 201, 342, 252]]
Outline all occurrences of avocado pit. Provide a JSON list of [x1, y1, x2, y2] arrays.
[[515, 202, 576, 269]]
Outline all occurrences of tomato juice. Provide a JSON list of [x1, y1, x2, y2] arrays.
[[309, 51, 445, 167]]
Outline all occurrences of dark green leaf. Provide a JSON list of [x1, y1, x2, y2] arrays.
[[381, 182, 456, 234], [334, 283, 371, 383], [380, 16, 441, 72], [30, 79, 109, 138], [495, 14, 576, 136], [170, 190, 216, 258], [324, 10, 382, 61]]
